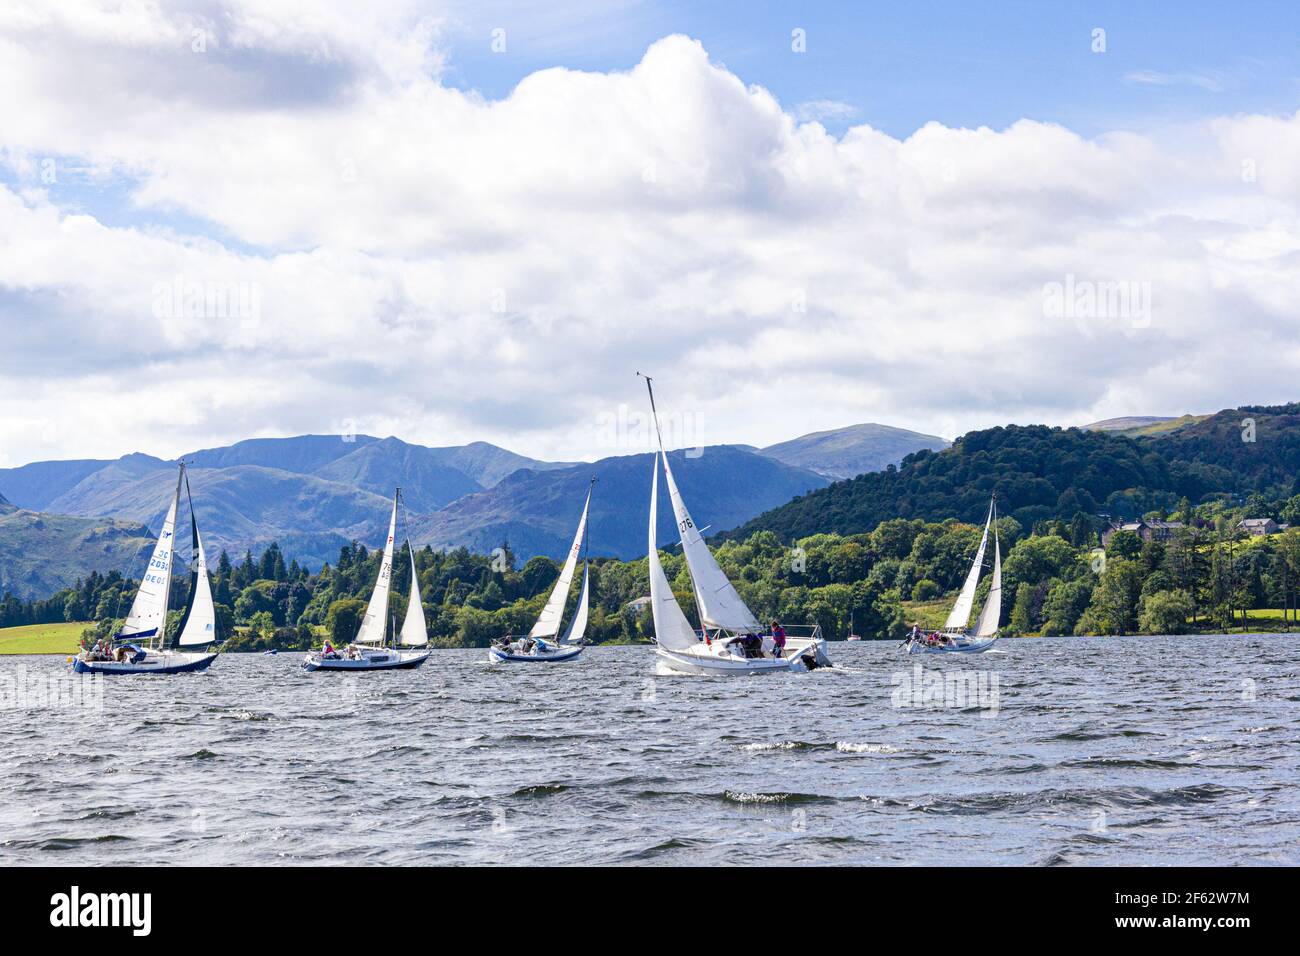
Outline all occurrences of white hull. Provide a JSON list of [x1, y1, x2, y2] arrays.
[[906, 635, 998, 655], [72, 649, 217, 675], [655, 636, 831, 676], [302, 647, 430, 671]]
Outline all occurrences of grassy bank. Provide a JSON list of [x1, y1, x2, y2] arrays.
[[0, 621, 90, 655]]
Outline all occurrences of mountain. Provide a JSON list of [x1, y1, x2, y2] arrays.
[[730, 402, 1300, 542], [411, 446, 831, 560], [759, 423, 949, 479], [0, 435, 570, 571], [423, 440, 577, 487], [313, 438, 485, 513], [0, 421, 933, 597], [184, 434, 380, 473], [0, 458, 116, 511], [0, 505, 155, 600]]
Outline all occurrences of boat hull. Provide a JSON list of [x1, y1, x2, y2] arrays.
[[655, 636, 831, 676], [906, 636, 998, 655], [487, 644, 584, 663], [71, 650, 218, 675], [302, 649, 430, 671]]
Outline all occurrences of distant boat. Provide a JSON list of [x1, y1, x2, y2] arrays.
[[489, 478, 594, 663], [639, 375, 831, 675], [262, 649, 278, 656], [72, 464, 219, 675], [302, 489, 430, 671], [906, 496, 1002, 655], [846, 613, 862, 640]]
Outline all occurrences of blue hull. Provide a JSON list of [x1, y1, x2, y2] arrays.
[[488, 645, 583, 663], [72, 653, 218, 675]]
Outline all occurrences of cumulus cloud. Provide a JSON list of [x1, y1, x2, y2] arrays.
[[0, 2, 1298, 469]]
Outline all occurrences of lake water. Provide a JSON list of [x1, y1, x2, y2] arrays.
[[2, 636, 1297, 865]]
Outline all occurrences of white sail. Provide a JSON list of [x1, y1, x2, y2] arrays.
[[119, 469, 182, 641], [648, 458, 700, 652], [972, 525, 1002, 638], [943, 502, 993, 632], [399, 543, 428, 647], [558, 565, 590, 645], [177, 522, 218, 647], [530, 485, 592, 638], [355, 495, 398, 644], [659, 451, 761, 633]]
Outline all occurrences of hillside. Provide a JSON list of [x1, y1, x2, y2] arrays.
[[729, 402, 1300, 542], [759, 423, 949, 479], [412, 446, 830, 560], [0, 435, 566, 576], [0, 506, 155, 600], [1082, 414, 1209, 438]]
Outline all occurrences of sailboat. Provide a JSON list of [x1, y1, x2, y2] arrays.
[[72, 463, 220, 674], [489, 478, 594, 663], [640, 375, 832, 675], [302, 489, 431, 671], [906, 496, 1002, 654]]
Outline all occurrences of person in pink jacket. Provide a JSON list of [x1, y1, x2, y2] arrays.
[[770, 620, 787, 658]]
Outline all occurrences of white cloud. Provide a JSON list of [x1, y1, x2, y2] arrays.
[[793, 99, 857, 123], [0, 4, 1298, 469], [1125, 69, 1227, 93]]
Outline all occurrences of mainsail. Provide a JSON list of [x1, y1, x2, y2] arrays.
[[943, 500, 993, 632], [972, 526, 1002, 638], [355, 494, 399, 645], [647, 457, 700, 652], [399, 543, 428, 647], [658, 453, 761, 634], [530, 483, 592, 638], [174, 470, 218, 648], [119, 467, 183, 641]]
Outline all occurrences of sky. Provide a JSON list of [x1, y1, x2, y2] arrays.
[[1, 0, 1299, 468]]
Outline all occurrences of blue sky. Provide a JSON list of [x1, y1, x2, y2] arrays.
[[0, 1, 1298, 466], [440, 1, 1300, 137]]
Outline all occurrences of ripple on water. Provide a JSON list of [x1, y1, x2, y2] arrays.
[[1, 638, 1298, 865]]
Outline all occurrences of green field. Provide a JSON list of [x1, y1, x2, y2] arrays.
[[0, 621, 91, 655], [900, 599, 953, 631]]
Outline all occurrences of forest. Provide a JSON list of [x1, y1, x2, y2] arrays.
[[7, 403, 1300, 647]]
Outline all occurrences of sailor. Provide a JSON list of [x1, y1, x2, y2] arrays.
[[322, 639, 338, 659], [770, 620, 787, 658]]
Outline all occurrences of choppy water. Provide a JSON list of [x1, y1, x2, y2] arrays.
[[2, 636, 1297, 865]]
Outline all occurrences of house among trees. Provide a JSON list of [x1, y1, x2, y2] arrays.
[[1237, 517, 1281, 536], [1100, 518, 1185, 548]]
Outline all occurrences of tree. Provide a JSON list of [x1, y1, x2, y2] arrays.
[[324, 598, 367, 645], [1041, 578, 1092, 635], [1078, 557, 1144, 634], [1105, 529, 1142, 561], [1139, 589, 1194, 635]]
